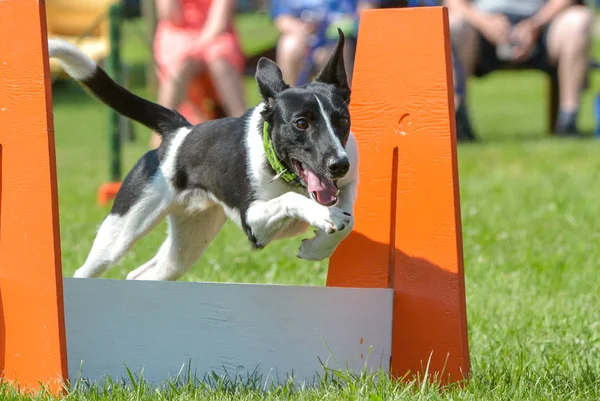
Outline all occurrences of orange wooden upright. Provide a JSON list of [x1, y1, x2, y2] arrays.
[[0, 0, 69, 393], [328, 7, 470, 383]]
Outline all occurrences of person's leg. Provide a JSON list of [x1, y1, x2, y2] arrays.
[[546, 5, 593, 133], [151, 58, 205, 148], [276, 32, 310, 84], [206, 57, 247, 117], [158, 58, 205, 110], [448, 11, 480, 141], [448, 11, 479, 105]]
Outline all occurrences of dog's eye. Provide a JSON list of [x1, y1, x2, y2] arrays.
[[294, 118, 309, 130], [338, 117, 349, 127]]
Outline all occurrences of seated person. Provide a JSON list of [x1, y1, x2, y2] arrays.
[[446, 0, 593, 136], [271, 0, 379, 86], [151, 0, 247, 148]]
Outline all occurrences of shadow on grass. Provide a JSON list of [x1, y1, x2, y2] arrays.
[[330, 230, 469, 384]]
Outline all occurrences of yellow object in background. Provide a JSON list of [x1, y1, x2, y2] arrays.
[[46, 0, 119, 77]]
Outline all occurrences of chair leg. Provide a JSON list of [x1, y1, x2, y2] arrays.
[[549, 75, 559, 135]]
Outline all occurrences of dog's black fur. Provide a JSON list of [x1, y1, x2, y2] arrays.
[[114, 31, 350, 242], [49, 29, 357, 280]]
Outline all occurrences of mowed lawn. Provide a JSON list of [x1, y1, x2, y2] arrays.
[[5, 12, 600, 400]]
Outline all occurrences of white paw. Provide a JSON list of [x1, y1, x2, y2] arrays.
[[298, 236, 336, 261], [308, 206, 352, 234], [297, 216, 353, 261]]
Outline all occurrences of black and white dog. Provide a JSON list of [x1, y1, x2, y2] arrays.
[[49, 30, 358, 281]]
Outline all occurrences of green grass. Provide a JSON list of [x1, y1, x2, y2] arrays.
[[5, 12, 600, 400]]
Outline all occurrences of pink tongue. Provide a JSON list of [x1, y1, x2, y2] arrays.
[[306, 170, 337, 205]]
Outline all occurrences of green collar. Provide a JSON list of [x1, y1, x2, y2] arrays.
[[263, 122, 302, 186]]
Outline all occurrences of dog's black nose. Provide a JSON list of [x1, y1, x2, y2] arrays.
[[328, 156, 350, 178]]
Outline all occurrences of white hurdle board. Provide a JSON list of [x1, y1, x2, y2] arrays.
[[63, 279, 394, 386]]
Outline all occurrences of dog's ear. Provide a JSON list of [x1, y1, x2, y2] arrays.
[[255, 57, 289, 106], [313, 28, 350, 100]]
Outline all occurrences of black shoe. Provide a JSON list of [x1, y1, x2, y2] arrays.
[[554, 122, 583, 138], [555, 128, 583, 137], [455, 103, 476, 142], [554, 111, 583, 137]]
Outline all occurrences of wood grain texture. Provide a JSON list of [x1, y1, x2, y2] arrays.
[[327, 7, 470, 383], [0, 0, 68, 392], [63, 279, 393, 386]]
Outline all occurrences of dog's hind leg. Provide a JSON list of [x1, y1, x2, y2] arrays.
[[73, 187, 172, 278], [128, 205, 226, 281], [124, 240, 167, 280]]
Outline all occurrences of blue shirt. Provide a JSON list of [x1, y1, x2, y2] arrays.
[[270, 0, 363, 20]]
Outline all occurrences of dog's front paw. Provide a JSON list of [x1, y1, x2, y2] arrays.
[[309, 207, 352, 234], [298, 212, 354, 261], [298, 236, 335, 261]]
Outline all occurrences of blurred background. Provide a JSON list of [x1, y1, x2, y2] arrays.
[[46, 1, 600, 395]]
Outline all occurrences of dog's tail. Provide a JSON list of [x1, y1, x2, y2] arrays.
[[48, 39, 191, 137]]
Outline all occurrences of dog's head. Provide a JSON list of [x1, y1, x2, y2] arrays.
[[255, 29, 351, 206]]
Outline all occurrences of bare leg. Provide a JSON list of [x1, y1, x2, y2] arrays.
[[206, 58, 247, 117], [546, 6, 593, 113], [150, 58, 205, 148], [276, 32, 309, 85], [447, 11, 479, 106]]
